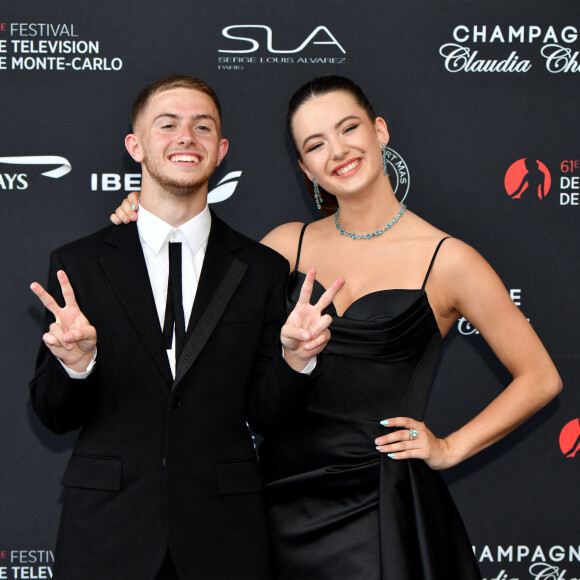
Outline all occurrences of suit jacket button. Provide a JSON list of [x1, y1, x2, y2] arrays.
[[171, 398, 182, 410]]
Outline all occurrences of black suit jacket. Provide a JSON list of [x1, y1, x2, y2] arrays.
[[30, 214, 316, 580]]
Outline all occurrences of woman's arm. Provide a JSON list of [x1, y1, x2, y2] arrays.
[[376, 239, 562, 470]]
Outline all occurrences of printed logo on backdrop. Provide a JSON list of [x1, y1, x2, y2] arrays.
[[0, 549, 54, 578], [0, 22, 123, 72], [91, 171, 241, 203], [385, 147, 410, 203], [504, 158, 580, 207], [0, 156, 71, 190], [504, 159, 551, 200], [559, 418, 580, 458], [439, 25, 580, 74], [473, 544, 580, 579], [217, 25, 346, 71], [458, 289, 523, 335]]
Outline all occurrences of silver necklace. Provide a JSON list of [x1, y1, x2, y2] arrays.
[[334, 204, 407, 240]]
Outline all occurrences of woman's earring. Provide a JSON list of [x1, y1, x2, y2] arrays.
[[381, 143, 388, 176], [313, 179, 323, 210]]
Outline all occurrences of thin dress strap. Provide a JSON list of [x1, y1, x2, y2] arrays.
[[294, 224, 308, 272], [421, 237, 451, 290]]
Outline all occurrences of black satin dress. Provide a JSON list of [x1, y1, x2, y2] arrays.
[[259, 231, 481, 579]]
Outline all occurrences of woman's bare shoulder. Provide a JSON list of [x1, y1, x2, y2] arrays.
[[402, 213, 497, 293], [260, 222, 307, 265], [402, 211, 478, 259], [432, 236, 490, 275], [402, 211, 449, 241]]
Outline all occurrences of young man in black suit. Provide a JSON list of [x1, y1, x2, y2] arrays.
[[30, 75, 342, 580]]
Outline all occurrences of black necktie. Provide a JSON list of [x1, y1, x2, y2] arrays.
[[162, 242, 186, 361]]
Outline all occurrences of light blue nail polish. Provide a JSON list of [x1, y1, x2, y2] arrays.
[[131, 204, 136, 211], [380, 420, 390, 426], [387, 453, 396, 459]]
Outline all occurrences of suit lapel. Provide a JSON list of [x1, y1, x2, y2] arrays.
[[173, 213, 247, 390], [99, 223, 173, 387]]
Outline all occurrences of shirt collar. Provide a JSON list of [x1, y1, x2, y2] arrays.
[[137, 204, 212, 255]]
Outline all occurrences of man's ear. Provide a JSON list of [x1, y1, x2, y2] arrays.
[[216, 138, 229, 166], [125, 134, 143, 163]]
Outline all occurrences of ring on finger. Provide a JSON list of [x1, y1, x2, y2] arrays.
[[409, 429, 418, 441]]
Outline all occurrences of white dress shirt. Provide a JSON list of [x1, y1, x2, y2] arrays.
[[64, 204, 210, 380], [137, 204, 211, 377]]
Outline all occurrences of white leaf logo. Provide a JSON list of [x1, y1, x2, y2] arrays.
[[208, 171, 241, 204], [0, 156, 72, 178]]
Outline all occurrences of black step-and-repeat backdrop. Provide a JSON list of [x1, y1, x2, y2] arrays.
[[1, 1, 578, 578]]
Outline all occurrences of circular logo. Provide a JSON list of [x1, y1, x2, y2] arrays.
[[559, 418, 580, 458], [505, 158, 551, 199], [457, 317, 479, 336], [385, 147, 410, 203]]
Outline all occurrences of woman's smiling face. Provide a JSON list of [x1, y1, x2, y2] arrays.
[[290, 90, 388, 200]]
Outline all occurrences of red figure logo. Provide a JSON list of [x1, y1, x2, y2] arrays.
[[505, 158, 551, 199], [559, 419, 580, 458]]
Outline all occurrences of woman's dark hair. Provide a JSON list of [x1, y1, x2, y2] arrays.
[[287, 76, 377, 216]]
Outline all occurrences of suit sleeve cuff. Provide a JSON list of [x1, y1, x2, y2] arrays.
[[281, 346, 317, 374], [58, 348, 98, 379]]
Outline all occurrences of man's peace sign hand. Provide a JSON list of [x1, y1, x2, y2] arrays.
[[281, 268, 344, 372], [30, 270, 97, 373]]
